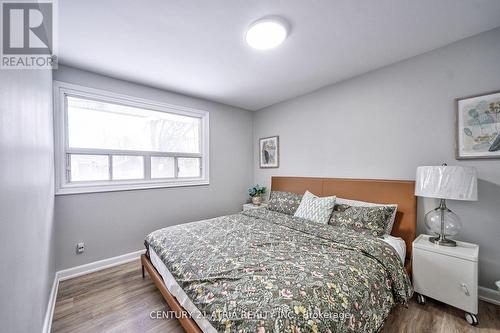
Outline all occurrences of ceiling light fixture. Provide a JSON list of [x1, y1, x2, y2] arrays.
[[245, 17, 288, 50]]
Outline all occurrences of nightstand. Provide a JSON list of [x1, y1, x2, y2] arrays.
[[242, 203, 267, 211], [412, 234, 479, 325]]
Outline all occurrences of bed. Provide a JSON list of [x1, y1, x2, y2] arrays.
[[141, 176, 416, 333]]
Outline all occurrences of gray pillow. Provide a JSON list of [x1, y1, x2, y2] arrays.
[[335, 197, 398, 234], [266, 191, 302, 215], [329, 204, 396, 237]]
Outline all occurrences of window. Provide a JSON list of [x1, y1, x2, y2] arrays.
[[54, 82, 209, 194]]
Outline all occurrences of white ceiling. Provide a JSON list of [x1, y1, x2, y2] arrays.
[[58, 0, 500, 111]]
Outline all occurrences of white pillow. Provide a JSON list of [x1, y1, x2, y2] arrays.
[[294, 191, 336, 224], [335, 197, 398, 234]]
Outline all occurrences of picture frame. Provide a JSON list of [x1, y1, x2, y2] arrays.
[[259, 136, 279, 168], [456, 90, 500, 160]]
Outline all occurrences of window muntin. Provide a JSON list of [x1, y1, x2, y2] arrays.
[[54, 82, 209, 194]]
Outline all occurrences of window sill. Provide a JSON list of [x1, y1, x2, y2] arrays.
[[55, 179, 209, 195]]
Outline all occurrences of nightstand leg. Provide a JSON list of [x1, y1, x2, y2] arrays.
[[416, 293, 426, 305]]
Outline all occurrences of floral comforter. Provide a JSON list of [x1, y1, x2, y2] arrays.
[[145, 208, 413, 333]]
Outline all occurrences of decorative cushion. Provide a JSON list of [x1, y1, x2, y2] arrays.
[[335, 197, 398, 234], [266, 191, 303, 215], [294, 191, 336, 224], [329, 204, 396, 237]]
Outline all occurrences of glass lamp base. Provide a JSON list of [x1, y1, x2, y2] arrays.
[[425, 199, 461, 247], [429, 235, 456, 247]]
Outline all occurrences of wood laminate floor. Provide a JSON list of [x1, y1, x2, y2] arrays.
[[52, 260, 500, 333]]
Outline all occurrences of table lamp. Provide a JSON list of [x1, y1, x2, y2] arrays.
[[415, 164, 478, 247]]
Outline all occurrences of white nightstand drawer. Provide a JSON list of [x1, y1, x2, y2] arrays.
[[413, 247, 478, 313]]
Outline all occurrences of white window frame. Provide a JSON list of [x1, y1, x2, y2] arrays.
[[53, 81, 209, 195]]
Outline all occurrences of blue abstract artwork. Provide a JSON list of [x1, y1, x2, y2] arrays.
[[457, 91, 500, 159]]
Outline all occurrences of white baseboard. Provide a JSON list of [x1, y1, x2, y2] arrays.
[[42, 273, 59, 333], [479, 286, 500, 306], [42, 249, 145, 333], [57, 249, 145, 281]]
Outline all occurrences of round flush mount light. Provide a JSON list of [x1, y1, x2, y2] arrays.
[[245, 17, 289, 50]]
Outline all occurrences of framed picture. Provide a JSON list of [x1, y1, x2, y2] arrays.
[[456, 90, 500, 159], [259, 136, 279, 168]]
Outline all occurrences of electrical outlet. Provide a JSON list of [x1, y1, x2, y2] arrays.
[[76, 242, 85, 254]]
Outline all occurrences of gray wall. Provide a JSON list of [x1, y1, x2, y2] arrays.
[[0, 71, 55, 332], [254, 28, 500, 289], [54, 65, 253, 270]]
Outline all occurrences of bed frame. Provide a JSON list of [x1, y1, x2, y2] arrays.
[[141, 176, 417, 333]]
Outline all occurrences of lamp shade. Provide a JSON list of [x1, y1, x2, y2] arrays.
[[415, 165, 478, 201]]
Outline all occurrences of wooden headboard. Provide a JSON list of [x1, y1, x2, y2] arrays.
[[271, 176, 417, 260]]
